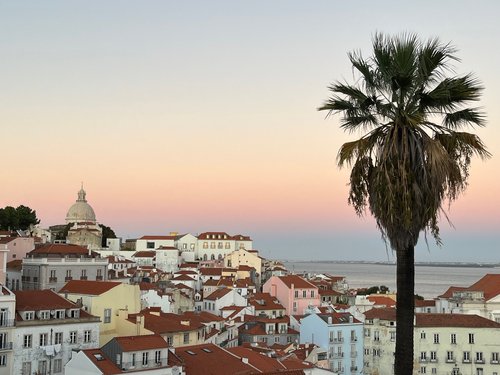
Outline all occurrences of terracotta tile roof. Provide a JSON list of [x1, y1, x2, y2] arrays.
[[82, 349, 122, 374], [464, 274, 500, 300], [416, 313, 500, 328], [364, 307, 397, 321], [176, 270, 198, 275], [172, 274, 195, 281], [0, 237, 16, 244], [438, 286, 467, 299], [15, 289, 80, 311], [367, 295, 396, 306], [415, 299, 436, 307], [277, 275, 317, 289], [318, 289, 341, 296], [227, 347, 287, 372], [175, 343, 258, 375], [204, 279, 219, 287], [29, 243, 98, 257], [128, 311, 203, 334], [182, 311, 225, 323], [139, 235, 176, 240], [280, 358, 314, 370], [205, 288, 231, 301], [115, 334, 168, 351], [132, 250, 156, 258], [238, 265, 255, 271], [316, 312, 361, 324], [174, 283, 193, 290], [6, 259, 22, 271], [248, 293, 285, 311], [106, 256, 134, 264], [235, 278, 256, 288], [59, 280, 121, 295], [199, 268, 223, 276], [138, 282, 158, 291]]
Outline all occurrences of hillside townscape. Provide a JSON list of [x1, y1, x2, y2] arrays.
[[0, 187, 498, 375]]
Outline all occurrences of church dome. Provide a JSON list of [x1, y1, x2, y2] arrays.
[[65, 186, 97, 224]]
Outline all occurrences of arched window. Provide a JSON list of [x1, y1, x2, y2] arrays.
[[203, 254, 207, 261], [210, 254, 215, 260], [218, 254, 223, 260]]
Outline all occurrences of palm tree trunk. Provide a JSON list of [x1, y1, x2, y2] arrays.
[[395, 245, 415, 375]]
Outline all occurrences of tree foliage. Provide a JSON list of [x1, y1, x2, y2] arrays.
[[0, 205, 40, 231]]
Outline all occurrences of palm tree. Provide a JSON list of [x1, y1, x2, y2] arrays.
[[318, 33, 489, 375]]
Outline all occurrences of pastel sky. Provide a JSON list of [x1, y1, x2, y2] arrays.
[[2, 1, 499, 262]]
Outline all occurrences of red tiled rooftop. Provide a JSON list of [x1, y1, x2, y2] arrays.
[[59, 280, 121, 295], [465, 274, 500, 300], [364, 307, 397, 321], [438, 286, 467, 299], [205, 288, 231, 301], [115, 334, 168, 351], [132, 250, 156, 258], [367, 295, 396, 306], [416, 313, 500, 328], [15, 289, 80, 311], [277, 275, 317, 289], [228, 347, 286, 372], [175, 343, 257, 375], [28, 243, 98, 257]]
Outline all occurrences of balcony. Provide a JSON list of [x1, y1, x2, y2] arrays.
[[446, 358, 456, 363], [96, 276, 103, 280], [351, 337, 358, 342], [419, 358, 428, 363], [48, 277, 57, 283], [429, 358, 438, 363], [65, 277, 73, 281], [80, 276, 88, 280], [491, 360, 499, 364], [0, 319, 15, 328], [475, 359, 485, 364], [331, 353, 344, 359], [333, 337, 344, 343], [120, 359, 167, 370], [462, 359, 471, 364], [0, 342, 13, 351], [350, 366, 358, 372]]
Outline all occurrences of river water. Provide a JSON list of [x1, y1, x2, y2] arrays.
[[283, 261, 500, 299]]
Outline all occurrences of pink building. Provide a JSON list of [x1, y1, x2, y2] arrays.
[[263, 275, 320, 315], [0, 236, 35, 262]]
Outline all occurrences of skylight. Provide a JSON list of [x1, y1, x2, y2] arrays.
[[202, 348, 212, 353], [186, 351, 196, 356]]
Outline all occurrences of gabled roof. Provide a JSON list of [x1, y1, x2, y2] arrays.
[[15, 289, 80, 311], [367, 295, 396, 306], [6, 259, 22, 271], [81, 349, 123, 375], [416, 313, 500, 328], [248, 293, 285, 311], [205, 288, 231, 301], [175, 343, 258, 375], [0, 236, 16, 244], [59, 280, 122, 295], [277, 275, 317, 289], [316, 312, 361, 325], [438, 286, 467, 299], [115, 334, 168, 351], [199, 268, 223, 276], [172, 274, 195, 281], [227, 347, 287, 372], [464, 274, 500, 300], [128, 311, 203, 334], [364, 307, 397, 321], [182, 311, 225, 323]]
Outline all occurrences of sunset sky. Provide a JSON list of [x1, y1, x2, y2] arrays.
[[2, 1, 499, 262]]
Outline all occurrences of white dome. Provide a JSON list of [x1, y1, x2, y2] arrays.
[[65, 186, 97, 224]]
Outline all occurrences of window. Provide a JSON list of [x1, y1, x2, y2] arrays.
[[25, 311, 34, 320], [22, 362, 31, 375], [84, 330, 91, 343], [225, 242, 230, 249], [447, 351, 454, 362], [274, 337, 279, 343], [53, 359, 62, 373], [451, 333, 456, 344], [469, 333, 475, 344], [54, 332, 63, 345], [311, 290, 315, 298], [430, 351, 437, 362], [476, 352, 484, 363], [210, 254, 215, 260], [104, 308, 111, 323], [183, 333, 189, 344], [182, 243, 187, 249], [287, 336, 292, 343], [131, 353, 136, 366], [420, 366, 426, 374], [147, 242, 155, 249], [374, 330, 380, 341], [39, 311, 49, 320], [203, 242, 208, 249], [420, 331, 426, 339], [39, 333, 48, 346], [38, 360, 47, 375], [155, 350, 161, 364], [69, 331, 77, 344], [0, 355, 6, 366], [66, 270, 72, 278], [55, 310, 65, 319], [303, 290, 307, 298], [476, 369, 484, 375], [218, 242, 223, 249], [492, 352, 499, 363], [81, 269, 87, 278], [420, 352, 427, 361], [166, 336, 173, 345], [431, 369, 437, 374], [433, 333, 439, 344], [97, 269, 102, 278], [463, 351, 471, 362], [390, 331, 396, 341], [210, 242, 215, 249], [50, 270, 56, 279], [23, 334, 32, 348], [142, 352, 149, 366]]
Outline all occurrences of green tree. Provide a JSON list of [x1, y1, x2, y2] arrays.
[[0, 205, 40, 231], [99, 224, 117, 247], [319, 33, 489, 375], [16, 205, 40, 230]]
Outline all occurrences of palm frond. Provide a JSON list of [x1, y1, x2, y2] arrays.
[[443, 108, 485, 129]]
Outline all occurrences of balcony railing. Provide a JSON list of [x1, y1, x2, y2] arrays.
[[80, 276, 88, 280], [351, 337, 358, 342], [0, 342, 13, 351], [491, 359, 499, 364], [475, 359, 485, 364], [445, 358, 456, 363], [333, 337, 344, 343], [120, 360, 166, 370], [350, 366, 358, 372], [419, 358, 428, 363], [331, 353, 344, 359], [48, 277, 57, 283], [429, 358, 438, 363], [65, 277, 73, 281], [96, 276, 103, 280]]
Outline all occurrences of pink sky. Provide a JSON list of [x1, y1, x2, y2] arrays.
[[1, 2, 499, 261]]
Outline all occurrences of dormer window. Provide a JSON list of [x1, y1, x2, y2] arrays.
[[24, 311, 35, 320], [38, 311, 50, 320], [55, 310, 65, 319], [69, 309, 80, 318]]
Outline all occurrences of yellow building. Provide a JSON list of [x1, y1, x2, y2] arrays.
[[224, 248, 262, 286], [59, 280, 141, 345]]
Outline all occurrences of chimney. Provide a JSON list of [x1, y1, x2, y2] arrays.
[[349, 315, 353, 323]]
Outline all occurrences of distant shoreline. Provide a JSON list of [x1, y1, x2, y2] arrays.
[[282, 260, 499, 268]]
